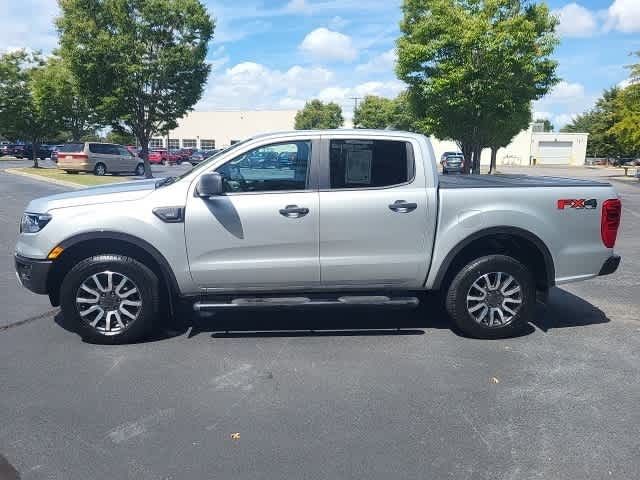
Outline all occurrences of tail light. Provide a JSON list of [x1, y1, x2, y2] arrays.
[[601, 199, 622, 248]]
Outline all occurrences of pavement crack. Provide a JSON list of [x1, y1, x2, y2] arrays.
[[0, 308, 59, 332]]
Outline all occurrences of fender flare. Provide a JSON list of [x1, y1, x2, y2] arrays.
[[431, 226, 555, 290], [57, 231, 182, 296]]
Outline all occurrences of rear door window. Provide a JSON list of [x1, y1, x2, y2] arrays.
[[328, 139, 414, 189], [89, 143, 109, 154]]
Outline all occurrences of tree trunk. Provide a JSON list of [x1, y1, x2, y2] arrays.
[[461, 143, 473, 174], [472, 144, 482, 174], [138, 134, 152, 179], [32, 139, 39, 169], [488, 146, 498, 174]]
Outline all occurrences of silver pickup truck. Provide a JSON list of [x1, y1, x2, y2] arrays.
[[15, 130, 622, 343]]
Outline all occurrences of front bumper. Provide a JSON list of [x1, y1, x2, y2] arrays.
[[598, 255, 621, 276], [15, 254, 52, 294]]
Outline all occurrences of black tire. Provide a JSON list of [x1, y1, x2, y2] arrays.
[[94, 163, 107, 176], [135, 163, 145, 176], [445, 255, 535, 339], [60, 254, 160, 344]]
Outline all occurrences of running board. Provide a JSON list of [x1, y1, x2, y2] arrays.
[[193, 295, 420, 312]]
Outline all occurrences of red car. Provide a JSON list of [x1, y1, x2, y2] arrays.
[[148, 149, 180, 165]]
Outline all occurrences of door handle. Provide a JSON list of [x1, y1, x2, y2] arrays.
[[279, 205, 309, 218], [389, 200, 418, 213]]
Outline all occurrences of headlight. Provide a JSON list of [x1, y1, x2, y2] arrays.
[[20, 213, 52, 233]]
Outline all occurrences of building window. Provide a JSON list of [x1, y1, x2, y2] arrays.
[[200, 139, 215, 149], [150, 138, 164, 149], [182, 139, 197, 148], [168, 139, 179, 150]]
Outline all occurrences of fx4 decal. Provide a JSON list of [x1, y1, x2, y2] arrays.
[[557, 199, 598, 210]]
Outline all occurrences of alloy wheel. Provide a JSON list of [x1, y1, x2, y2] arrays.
[[466, 272, 522, 327], [75, 271, 143, 335]]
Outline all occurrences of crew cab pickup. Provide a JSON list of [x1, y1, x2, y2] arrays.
[[15, 130, 622, 343]]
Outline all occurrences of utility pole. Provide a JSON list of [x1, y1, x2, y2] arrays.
[[351, 96, 361, 128]]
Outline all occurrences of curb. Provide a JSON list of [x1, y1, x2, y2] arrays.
[[3, 168, 83, 189]]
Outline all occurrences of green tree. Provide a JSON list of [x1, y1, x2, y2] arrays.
[[563, 87, 626, 159], [0, 51, 63, 167], [294, 100, 344, 129], [35, 57, 101, 141], [106, 130, 136, 146], [57, 0, 215, 177], [353, 95, 396, 128], [609, 52, 640, 157], [487, 105, 531, 173], [611, 85, 640, 157], [541, 119, 554, 132], [396, 0, 559, 173]]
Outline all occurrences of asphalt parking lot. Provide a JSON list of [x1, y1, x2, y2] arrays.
[[1, 163, 639, 480]]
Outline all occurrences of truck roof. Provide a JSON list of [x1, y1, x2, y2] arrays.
[[249, 129, 428, 141]]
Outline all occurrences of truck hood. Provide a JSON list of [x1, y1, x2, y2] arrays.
[[26, 179, 158, 213]]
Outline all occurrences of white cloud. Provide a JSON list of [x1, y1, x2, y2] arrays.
[[316, 80, 405, 119], [285, 0, 311, 14], [605, 0, 640, 33], [553, 113, 579, 128], [541, 81, 587, 105], [533, 111, 553, 121], [299, 28, 357, 63], [328, 16, 349, 30], [553, 3, 597, 38], [356, 48, 396, 74], [0, 1, 59, 54], [617, 78, 634, 89], [197, 62, 335, 110]]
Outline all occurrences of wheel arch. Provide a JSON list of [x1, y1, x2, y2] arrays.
[[47, 232, 180, 311], [431, 226, 555, 292]]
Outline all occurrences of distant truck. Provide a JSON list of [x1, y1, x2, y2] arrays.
[[15, 130, 622, 344]]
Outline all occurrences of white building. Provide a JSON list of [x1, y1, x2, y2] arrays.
[[430, 124, 589, 166], [152, 110, 298, 150], [157, 111, 589, 166]]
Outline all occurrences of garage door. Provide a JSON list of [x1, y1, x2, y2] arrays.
[[537, 141, 573, 165]]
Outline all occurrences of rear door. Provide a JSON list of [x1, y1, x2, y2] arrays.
[[318, 136, 432, 288]]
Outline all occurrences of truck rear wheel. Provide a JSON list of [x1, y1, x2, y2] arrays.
[[445, 255, 535, 339], [60, 254, 160, 344]]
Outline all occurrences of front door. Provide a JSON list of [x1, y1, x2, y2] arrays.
[[319, 137, 432, 288], [185, 139, 320, 291]]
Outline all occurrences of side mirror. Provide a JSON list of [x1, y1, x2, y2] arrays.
[[196, 172, 224, 197]]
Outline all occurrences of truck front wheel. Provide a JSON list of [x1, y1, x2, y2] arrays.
[[445, 255, 535, 339], [59, 254, 160, 344]]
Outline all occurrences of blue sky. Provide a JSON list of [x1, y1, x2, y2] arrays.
[[2, 0, 639, 129]]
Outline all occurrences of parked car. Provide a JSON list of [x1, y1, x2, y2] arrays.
[[278, 151, 297, 169], [126, 145, 140, 157], [50, 145, 66, 163], [0, 144, 24, 157], [148, 149, 180, 165], [19, 144, 52, 160], [14, 130, 622, 344], [441, 151, 462, 162], [189, 149, 218, 165], [56, 142, 145, 176], [174, 148, 196, 163], [441, 154, 465, 174]]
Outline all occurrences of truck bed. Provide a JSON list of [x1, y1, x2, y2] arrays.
[[438, 174, 610, 189]]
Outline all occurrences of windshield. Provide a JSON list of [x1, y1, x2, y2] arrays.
[[58, 143, 84, 153], [156, 138, 254, 187]]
